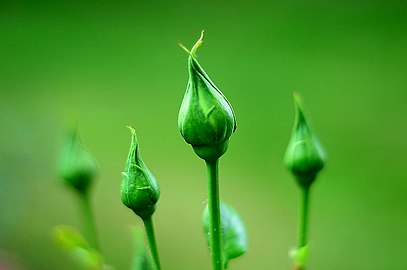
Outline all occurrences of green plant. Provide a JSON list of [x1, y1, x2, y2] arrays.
[[56, 126, 106, 269], [284, 94, 326, 270], [121, 126, 161, 270], [178, 31, 245, 270], [55, 32, 326, 270]]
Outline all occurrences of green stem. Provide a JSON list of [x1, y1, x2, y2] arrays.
[[143, 216, 161, 270], [79, 192, 99, 250], [298, 187, 310, 248], [206, 159, 224, 270], [294, 186, 310, 270]]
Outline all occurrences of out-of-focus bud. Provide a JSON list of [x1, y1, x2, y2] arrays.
[[284, 94, 326, 188], [121, 126, 160, 219], [178, 31, 236, 161], [60, 127, 98, 195]]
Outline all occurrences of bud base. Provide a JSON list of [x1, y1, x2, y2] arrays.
[[192, 140, 229, 161]]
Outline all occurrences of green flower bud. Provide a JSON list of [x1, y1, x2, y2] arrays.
[[121, 126, 160, 219], [284, 94, 326, 188], [59, 127, 98, 195], [178, 31, 236, 161]]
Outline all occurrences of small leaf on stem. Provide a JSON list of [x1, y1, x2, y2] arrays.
[[203, 202, 248, 268], [289, 245, 309, 269], [132, 227, 153, 270], [53, 225, 104, 270]]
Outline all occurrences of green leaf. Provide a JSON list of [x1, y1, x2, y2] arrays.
[[53, 225, 104, 270], [289, 245, 309, 268], [132, 227, 153, 270], [203, 202, 248, 268]]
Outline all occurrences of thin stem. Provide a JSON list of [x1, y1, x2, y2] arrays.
[[298, 187, 310, 248], [206, 159, 224, 270], [294, 186, 310, 270], [143, 216, 161, 270], [78, 192, 99, 250]]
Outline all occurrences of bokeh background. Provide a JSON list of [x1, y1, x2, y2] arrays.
[[1, 0, 407, 269]]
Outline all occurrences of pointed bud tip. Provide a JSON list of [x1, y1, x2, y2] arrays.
[[126, 125, 135, 131], [126, 125, 137, 136], [179, 31, 205, 58], [190, 30, 205, 56], [293, 92, 305, 115], [178, 42, 190, 55], [293, 92, 301, 102]]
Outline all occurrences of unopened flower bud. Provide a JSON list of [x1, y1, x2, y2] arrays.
[[121, 126, 160, 219], [284, 94, 326, 188], [59, 127, 98, 195], [178, 31, 236, 161]]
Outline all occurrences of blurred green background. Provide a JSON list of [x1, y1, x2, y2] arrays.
[[1, 0, 407, 269]]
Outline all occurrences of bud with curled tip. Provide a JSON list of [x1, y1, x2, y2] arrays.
[[178, 31, 237, 161], [121, 126, 160, 219], [284, 94, 326, 189]]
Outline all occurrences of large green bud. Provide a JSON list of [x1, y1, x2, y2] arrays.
[[284, 94, 326, 189], [59, 127, 98, 195], [178, 31, 237, 161], [121, 126, 160, 219]]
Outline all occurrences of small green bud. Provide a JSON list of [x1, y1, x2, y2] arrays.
[[60, 127, 98, 195], [284, 94, 326, 188], [121, 126, 160, 219], [178, 31, 236, 161]]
